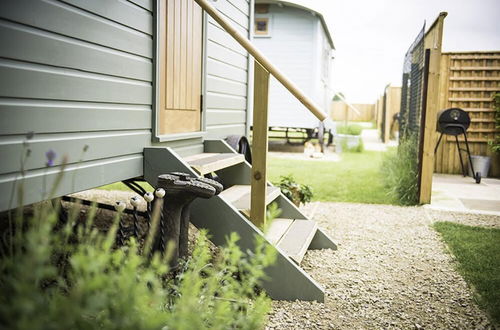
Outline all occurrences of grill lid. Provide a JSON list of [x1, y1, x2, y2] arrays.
[[436, 108, 470, 136]]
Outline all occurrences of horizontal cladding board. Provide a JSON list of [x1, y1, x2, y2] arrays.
[[211, 0, 249, 30], [206, 76, 247, 96], [205, 110, 246, 125], [207, 40, 248, 69], [0, 131, 151, 174], [0, 99, 151, 135], [0, 60, 151, 104], [60, 0, 153, 34], [0, 0, 152, 58], [207, 22, 247, 56], [0, 154, 143, 212], [208, 17, 248, 38], [206, 92, 246, 110], [127, 0, 153, 11], [0, 20, 152, 81], [228, 0, 250, 15], [206, 123, 246, 138], [170, 143, 205, 157], [206, 58, 247, 83]]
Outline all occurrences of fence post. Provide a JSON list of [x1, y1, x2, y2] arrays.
[[250, 61, 270, 227], [418, 12, 447, 204]]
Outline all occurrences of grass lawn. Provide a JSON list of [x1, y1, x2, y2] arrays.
[[268, 151, 395, 204], [434, 222, 500, 325], [97, 150, 395, 205]]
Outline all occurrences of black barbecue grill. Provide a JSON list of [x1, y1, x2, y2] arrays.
[[434, 107, 481, 183]]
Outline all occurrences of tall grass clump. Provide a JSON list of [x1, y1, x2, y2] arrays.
[[0, 201, 276, 329], [336, 124, 363, 136], [380, 134, 419, 205]]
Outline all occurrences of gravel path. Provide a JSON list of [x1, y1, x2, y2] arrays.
[[267, 202, 499, 329]]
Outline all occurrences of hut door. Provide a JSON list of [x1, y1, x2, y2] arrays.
[[159, 0, 203, 134]]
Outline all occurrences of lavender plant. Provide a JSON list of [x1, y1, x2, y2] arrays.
[[0, 147, 276, 329]]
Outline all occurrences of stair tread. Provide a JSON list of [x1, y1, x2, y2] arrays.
[[219, 184, 281, 216], [185, 153, 244, 175], [265, 218, 294, 245], [277, 219, 318, 264]]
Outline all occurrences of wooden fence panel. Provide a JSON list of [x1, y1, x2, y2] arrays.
[[374, 85, 401, 143], [330, 102, 375, 122], [375, 95, 384, 131], [384, 86, 401, 142], [434, 52, 500, 177]]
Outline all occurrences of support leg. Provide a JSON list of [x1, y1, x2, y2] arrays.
[[455, 135, 466, 177], [434, 132, 443, 154], [462, 128, 479, 182]]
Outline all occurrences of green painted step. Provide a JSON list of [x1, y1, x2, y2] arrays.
[[185, 152, 244, 175], [219, 184, 280, 218], [266, 218, 318, 264]]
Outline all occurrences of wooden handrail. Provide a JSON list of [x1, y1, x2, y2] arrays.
[[193, 0, 327, 122]]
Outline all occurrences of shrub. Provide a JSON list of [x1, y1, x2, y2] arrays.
[[489, 92, 500, 153], [275, 175, 313, 206], [336, 124, 363, 136], [0, 202, 276, 329], [380, 134, 419, 205]]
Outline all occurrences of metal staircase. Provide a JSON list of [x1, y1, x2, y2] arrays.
[[144, 140, 337, 302]]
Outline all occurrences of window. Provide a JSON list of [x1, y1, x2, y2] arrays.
[[254, 17, 271, 37], [255, 4, 269, 14]]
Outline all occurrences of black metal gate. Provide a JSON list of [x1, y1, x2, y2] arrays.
[[400, 25, 426, 139]]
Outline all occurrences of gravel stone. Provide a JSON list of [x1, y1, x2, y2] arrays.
[[266, 202, 499, 329]]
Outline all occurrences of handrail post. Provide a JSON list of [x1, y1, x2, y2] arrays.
[[250, 61, 270, 227]]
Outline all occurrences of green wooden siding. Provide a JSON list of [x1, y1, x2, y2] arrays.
[[0, 0, 251, 211]]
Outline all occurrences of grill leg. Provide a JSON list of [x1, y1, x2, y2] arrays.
[[455, 135, 466, 177], [434, 133, 444, 154], [461, 127, 479, 182]]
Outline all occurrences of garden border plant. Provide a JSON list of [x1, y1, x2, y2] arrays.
[[380, 134, 419, 205], [0, 146, 277, 329], [489, 92, 500, 153], [274, 174, 313, 207]]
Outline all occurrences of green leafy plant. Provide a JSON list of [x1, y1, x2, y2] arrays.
[[0, 201, 276, 329], [336, 124, 363, 136], [380, 134, 419, 205], [489, 92, 500, 153], [275, 175, 313, 206]]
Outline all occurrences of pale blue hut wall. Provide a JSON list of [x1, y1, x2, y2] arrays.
[[0, 0, 251, 211], [314, 18, 334, 119], [253, 4, 332, 129]]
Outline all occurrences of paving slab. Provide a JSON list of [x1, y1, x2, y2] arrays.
[[427, 174, 500, 215]]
